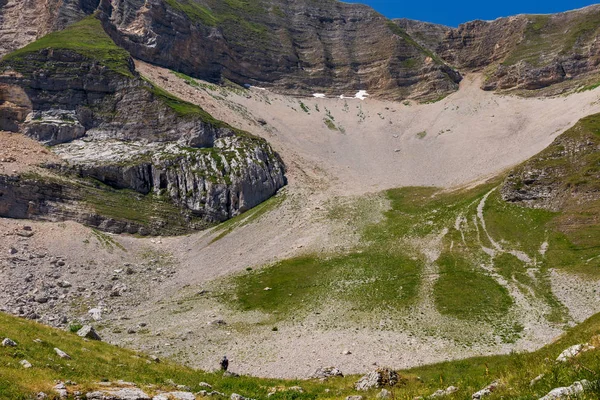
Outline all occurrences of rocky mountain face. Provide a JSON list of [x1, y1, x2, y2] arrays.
[[0, 0, 100, 57], [0, 17, 285, 235], [99, 0, 461, 101], [502, 113, 600, 212], [1, 0, 463, 102], [2, 1, 600, 98], [427, 5, 600, 92]]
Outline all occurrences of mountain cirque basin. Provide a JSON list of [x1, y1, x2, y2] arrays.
[[1, 0, 600, 396]]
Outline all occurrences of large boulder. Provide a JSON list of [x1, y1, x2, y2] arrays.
[[355, 368, 399, 391], [77, 325, 102, 341], [539, 380, 591, 400]]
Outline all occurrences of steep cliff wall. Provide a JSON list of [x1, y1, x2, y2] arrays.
[[1, 0, 463, 102], [0, 17, 286, 234], [0, 0, 99, 58], [438, 6, 600, 92], [97, 0, 461, 101], [3, 0, 600, 97]]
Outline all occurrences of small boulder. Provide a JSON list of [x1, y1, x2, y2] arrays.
[[2, 338, 17, 347], [88, 308, 102, 321], [377, 389, 391, 399], [311, 366, 344, 379], [431, 386, 459, 398], [346, 396, 364, 400], [77, 325, 102, 341], [152, 392, 195, 400], [54, 382, 68, 399], [231, 394, 255, 400], [472, 381, 500, 399], [199, 382, 212, 389], [20, 359, 32, 368], [54, 348, 71, 359], [530, 374, 545, 387], [86, 387, 151, 399]]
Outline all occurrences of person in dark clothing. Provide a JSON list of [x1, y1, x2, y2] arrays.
[[220, 355, 229, 371]]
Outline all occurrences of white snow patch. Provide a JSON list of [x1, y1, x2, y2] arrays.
[[313, 93, 326, 98], [355, 90, 369, 100], [337, 90, 369, 100]]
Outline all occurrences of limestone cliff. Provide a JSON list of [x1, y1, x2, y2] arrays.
[[1, 0, 463, 102], [437, 5, 600, 92], [3, 1, 600, 97], [98, 0, 461, 101], [0, 0, 100, 57], [502, 114, 600, 211], [0, 17, 286, 235]]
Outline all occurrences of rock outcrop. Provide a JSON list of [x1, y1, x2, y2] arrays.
[[354, 368, 399, 391], [2, 0, 462, 102], [3, 0, 600, 97], [437, 5, 600, 92], [0, 0, 100, 58], [539, 380, 592, 400], [501, 113, 600, 211], [98, 0, 461, 101], [0, 16, 286, 235]]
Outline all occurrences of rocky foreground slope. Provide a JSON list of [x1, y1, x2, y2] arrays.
[[0, 17, 286, 235]]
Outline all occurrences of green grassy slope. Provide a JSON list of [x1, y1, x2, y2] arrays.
[[502, 9, 600, 68], [218, 113, 600, 342], [0, 16, 133, 77], [1, 311, 599, 399]]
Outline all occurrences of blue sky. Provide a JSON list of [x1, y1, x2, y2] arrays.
[[343, 0, 599, 27]]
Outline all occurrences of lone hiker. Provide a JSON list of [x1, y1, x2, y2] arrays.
[[220, 355, 229, 371]]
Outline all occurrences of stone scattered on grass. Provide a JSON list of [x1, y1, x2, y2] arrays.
[[54, 382, 68, 399], [231, 394, 255, 400], [86, 387, 151, 400], [152, 392, 196, 400], [311, 366, 344, 379], [556, 343, 594, 362], [472, 380, 500, 399], [355, 368, 399, 391], [530, 374, 545, 387], [54, 348, 71, 359], [20, 359, 32, 368], [538, 380, 591, 400], [2, 338, 17, 347], [430, 386, 459, 397]]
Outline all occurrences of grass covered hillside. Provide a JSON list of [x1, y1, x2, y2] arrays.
[[1, 16, 134, 78], [1, 311, 600, 399], [186, 113, 600, 354]]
